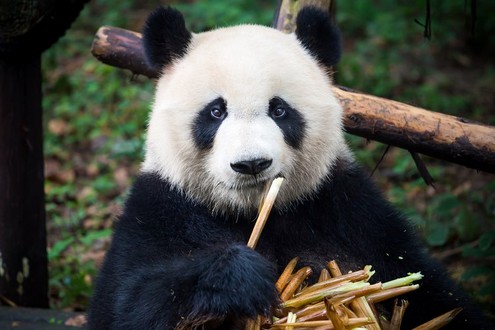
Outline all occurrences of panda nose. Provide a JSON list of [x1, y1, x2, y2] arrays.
[[230, 158, 272, 175]]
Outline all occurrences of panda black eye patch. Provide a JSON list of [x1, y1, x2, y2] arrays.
[[193, 97, 227, 149], [268, 97, 306, 149]]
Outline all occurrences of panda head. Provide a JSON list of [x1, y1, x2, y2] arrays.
[[142, 7, 351, 216]]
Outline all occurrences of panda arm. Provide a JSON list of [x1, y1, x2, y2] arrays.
[[89, 173, 277, 329], [106, 243, 276, 329]]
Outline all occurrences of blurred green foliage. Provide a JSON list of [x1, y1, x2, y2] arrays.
[[42, 0, 494, 315], [174, 0, 273, 30], [337, 2, 495, 313]]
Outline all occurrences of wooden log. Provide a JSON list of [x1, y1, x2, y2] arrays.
[[335, 87, 495, 174], [91, 26, 157, 79], [90, 26, 495, 174]]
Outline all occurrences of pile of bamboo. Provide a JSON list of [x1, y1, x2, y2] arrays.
[[243, 178, 461, 330], [248, 258, 461, 329]]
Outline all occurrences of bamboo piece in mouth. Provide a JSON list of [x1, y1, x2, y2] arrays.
[[247, 177, 284, 249]]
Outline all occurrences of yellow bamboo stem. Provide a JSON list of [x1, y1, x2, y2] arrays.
[[411, 308, 463, 330], [247, 177, 284, 249], [276, 257, 299, 293]]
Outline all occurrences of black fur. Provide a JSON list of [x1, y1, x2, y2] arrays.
[[88, 161, 492, 329], [192, 97, 228, 150], [142, 7, 192, 70], [193, 96, 306, 151], [88, 173, 277, 329], [295, 6, 341, 67], [268, 97, 306, 149]]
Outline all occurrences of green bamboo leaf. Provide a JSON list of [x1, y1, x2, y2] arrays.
[[48, 237, 75, 260], [426, 222, 449, 247], [479, 231, 495, 251], [80, 228, 112, 246]]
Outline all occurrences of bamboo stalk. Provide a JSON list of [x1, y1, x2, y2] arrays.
[[285, 312, 297, 330], [389, 299, 409, 330], [324, 298, 347, 330], [294, 269, 370, 297], [276, 257, 299, 293], [329, 283, 382, 301], [270, 318, 375, 328], [274, 301, 326, 324], [411, 308, 463, 330], [367, 285, 420, 304], [282, 282, 370, 309], [325, 261, 381, 329], [327, 260, 343, 277], [350, 296, 380, 330], [318, 268, 331, 282], [245, 178, 284, 330], [270, 259, 460, 329], [341, 305, 358, 319], [298, 309, 328, 322], [247, 177, 284, 249], [280, 266, 313, 301], [381, 272, 423, 290]]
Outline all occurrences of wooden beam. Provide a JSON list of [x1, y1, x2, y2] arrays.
[[335, 87, 495, 173], [90, 25, 495, 174]]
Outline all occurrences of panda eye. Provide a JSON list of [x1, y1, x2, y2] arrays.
[[208, 98, 227, 120], [269, 97, 289, 120], [210, 107, 224, 119], [271, 106, 286, 118]]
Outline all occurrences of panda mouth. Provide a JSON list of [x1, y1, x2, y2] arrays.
[[226, 176, 271, 191], [226, 173, 284, 191], [233, 181, 267, 190]]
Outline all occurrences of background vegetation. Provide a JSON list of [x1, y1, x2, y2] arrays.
[[42, 0, 495, 318]]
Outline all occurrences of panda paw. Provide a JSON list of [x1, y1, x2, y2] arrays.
[[189, 245, 278, 320]]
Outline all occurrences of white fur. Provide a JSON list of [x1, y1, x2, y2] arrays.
[[142, 24, 352, 215]]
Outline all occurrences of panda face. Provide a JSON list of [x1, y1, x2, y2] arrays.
[[143, 22, 349, 215], [200, 95, 303, 197]]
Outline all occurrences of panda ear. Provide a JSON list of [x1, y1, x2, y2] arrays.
[[143, 7, 192, 70], [295, 6, 341, 67]]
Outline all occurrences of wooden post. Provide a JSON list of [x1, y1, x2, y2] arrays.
[[0, 0, 88, 307], [274, 0, 332, 32], [0, 55, 49, 307]]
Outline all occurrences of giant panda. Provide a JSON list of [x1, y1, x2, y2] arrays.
[[88, 6, 492, 330]]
